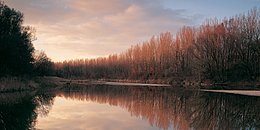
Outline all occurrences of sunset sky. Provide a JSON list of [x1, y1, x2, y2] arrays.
[[5, 0, 260, 62]]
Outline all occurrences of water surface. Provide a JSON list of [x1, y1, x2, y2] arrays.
[[0, 85, 259, 130]]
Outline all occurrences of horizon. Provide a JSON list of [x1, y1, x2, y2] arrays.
[[5, 0, 260, 62]]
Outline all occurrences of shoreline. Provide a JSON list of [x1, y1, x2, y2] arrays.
[[93, 81, 171, 87], [200, 89, 260, 97], [0, 76, 259, 94]]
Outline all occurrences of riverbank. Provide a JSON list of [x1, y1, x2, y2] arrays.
[[98, 78, 260, 89], [201, 89, 260, 96], [0, 77, 38, 92], [0, 76, 66, 93], [46, 77, 260, 90], [0, 76, 259, 93]]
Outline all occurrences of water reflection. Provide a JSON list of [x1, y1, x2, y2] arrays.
[[0, 92, 55, 130], [191, 92, 260, 130], [57, 85, 260, 130], [0, 85, 259, 130]]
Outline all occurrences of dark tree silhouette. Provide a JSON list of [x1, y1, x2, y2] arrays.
[[0, 2, 35, 77], [33, 51, 54, 76]]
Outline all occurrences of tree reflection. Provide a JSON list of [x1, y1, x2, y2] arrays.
[[60, 85, 260, 130], [0, 85, 259, 130], [190, 92, 260, 130], [0, 92, 55, 130], [34, 93, 55, 117]]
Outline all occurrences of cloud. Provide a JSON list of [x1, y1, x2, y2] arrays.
[[5, 0, 199, 61], [69, 0, 128, 17]]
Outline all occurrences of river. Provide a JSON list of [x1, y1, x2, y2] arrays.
[[0, 84, 259, 130]]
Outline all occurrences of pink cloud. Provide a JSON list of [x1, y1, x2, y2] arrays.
[[5, 0, 198, 61]]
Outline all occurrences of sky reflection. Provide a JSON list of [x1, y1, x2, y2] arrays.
[[36, 96, 164, 130], [0, 85, 258, 130]]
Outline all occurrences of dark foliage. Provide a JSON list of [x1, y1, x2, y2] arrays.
[[33, 51, 54, 76], [0, 2, 35, 76]]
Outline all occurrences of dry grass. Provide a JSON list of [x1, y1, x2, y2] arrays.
[[0, 77, 38, 92], [99, 78, 172, 84]]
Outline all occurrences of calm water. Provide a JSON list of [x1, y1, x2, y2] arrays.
[[0, 85, 259, 130]]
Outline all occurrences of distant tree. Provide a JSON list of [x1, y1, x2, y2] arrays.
[[54, 8, 260, 83], [0, 2, 35, 76], [33, 51, 54, 76]]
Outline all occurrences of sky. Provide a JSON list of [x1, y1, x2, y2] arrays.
[[5, 0, 260, 62]]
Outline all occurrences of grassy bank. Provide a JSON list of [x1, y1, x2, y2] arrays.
[[98, 78, 260, 90], [1, 76, 259, 93], [99, 78, 171, 84], [0, 77, 38, 92], [0, 76, 67, 93], [208, 81, 260, 90]]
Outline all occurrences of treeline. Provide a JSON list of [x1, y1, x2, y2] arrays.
[[55, 8, 260, 82], [2, 1, 259, 83], [0, 2, 54, 77]]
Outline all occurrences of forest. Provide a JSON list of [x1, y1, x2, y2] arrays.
[[1, 1, 260, 84], [0, 2, 53, 77], [55, 8, 260, 83]]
